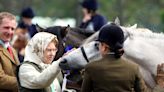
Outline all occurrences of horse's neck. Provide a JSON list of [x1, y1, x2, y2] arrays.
[[124, 32, 164, 75], [65, 28, 89, 47], [82, 31, 99, 45], [71, 27, 94, 35], [126, 36, 164, 51]]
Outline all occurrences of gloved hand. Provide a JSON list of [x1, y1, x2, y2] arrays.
[[156, 63, 164, 88]]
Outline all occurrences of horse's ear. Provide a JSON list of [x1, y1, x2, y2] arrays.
[[114, 17, 120, 26], [60, 24, 70, 38], [65, 24, 71, 32], [67, 24, 70, 28], [36, 24, 45, 32], [130, 24, 137, 29]]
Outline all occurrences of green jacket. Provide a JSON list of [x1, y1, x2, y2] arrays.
[[81, 55, 147, 92]]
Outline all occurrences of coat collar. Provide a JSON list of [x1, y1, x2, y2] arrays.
[[0, 46, 19, 65], [0, 40, 10, 49], [103, 54, 121, 62]]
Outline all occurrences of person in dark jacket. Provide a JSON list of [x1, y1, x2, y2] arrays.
[[81, 24, 148, 92], [79, 0, 107, 32], [18, 7, 38, 38]]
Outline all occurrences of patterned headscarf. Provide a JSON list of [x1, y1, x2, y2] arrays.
[[24, 32, 58, 65]]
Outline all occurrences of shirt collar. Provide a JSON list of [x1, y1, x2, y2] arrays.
[[0, 40, 10, 49]]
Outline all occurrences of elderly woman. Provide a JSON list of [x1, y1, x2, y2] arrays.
[[17, 32, 63, 92]]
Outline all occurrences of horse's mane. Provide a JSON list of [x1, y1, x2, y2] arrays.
[[135, 28, 152, 32], [127, 28, 164, 39], [124, 28, 164, 48]]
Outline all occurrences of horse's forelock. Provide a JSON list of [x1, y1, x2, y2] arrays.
[[44, 26, 63, 38], [46, 26, 61, 32]]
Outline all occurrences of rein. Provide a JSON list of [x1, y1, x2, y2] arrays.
[[80, 46, 89, 63]]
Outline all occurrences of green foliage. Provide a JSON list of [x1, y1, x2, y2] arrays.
[[0, 0, 163, 32]]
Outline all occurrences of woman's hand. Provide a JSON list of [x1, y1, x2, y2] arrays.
[[82, 13, 91, 23]]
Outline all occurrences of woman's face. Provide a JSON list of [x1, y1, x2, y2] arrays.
[[99, 42, 110, 55], [43, 42, 58, 64]]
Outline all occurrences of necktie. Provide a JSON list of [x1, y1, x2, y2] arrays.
[[7, 46, 14, 59]]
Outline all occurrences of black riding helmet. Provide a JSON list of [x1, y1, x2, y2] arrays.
[[21, 7, 35, 18], [81, 0, 98, 11], [97, 23, 124, 58]]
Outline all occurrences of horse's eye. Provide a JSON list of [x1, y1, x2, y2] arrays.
[[95, 42, 99, 50]]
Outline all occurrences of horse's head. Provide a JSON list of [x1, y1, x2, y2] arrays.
[[59, 41, 102, 70], [120, 24, 137, 41]]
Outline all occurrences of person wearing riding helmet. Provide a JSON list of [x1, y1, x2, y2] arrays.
[[81, 24, 148, 92], [18, 7, 38, 38], [79, 0, 107, 33]]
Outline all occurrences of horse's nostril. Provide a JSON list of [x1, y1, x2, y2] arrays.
[[60, 59, 67, 63]]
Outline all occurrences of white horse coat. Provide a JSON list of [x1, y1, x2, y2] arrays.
[[122, 27, 164, 88]]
